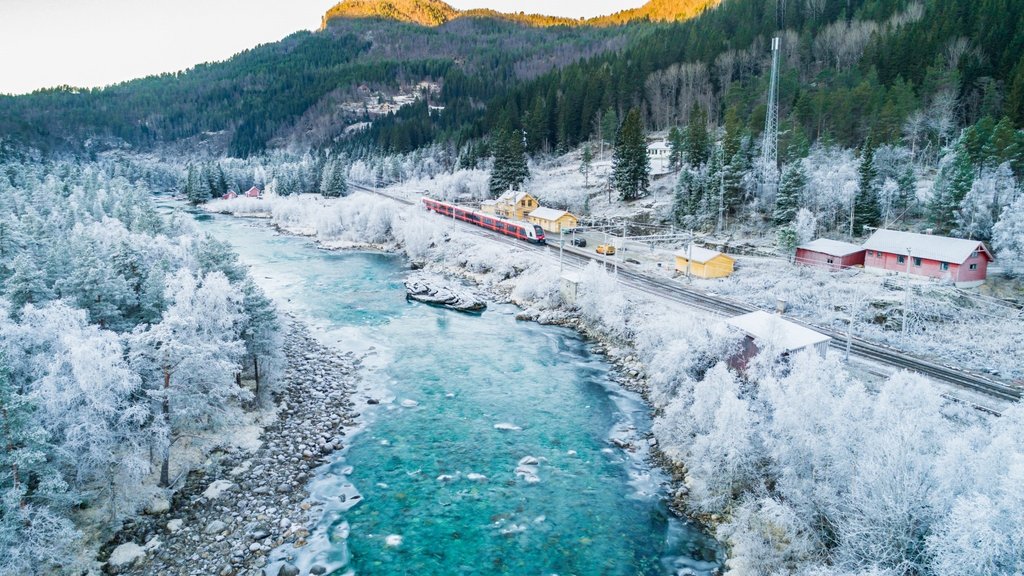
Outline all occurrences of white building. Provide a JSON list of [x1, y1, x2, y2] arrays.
[[647, 140, 672, 174]]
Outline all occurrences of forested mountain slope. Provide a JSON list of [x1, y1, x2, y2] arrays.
[[1, 0, 1022, 158]]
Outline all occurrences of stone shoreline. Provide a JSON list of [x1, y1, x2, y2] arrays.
[[101, 318, 362, 576]]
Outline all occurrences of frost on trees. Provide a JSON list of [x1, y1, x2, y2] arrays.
[[129, 271, 248, 487]]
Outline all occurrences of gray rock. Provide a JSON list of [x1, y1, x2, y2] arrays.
[[310, 566, 327, 575], [204, 520, 227, 535], [279, 563, 300, 576]]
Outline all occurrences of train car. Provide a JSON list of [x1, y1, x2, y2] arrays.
[[422, 198, 546, 245]]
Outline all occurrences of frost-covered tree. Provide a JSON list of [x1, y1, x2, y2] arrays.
[[578, 144, 593, 187], [129, 270, 247, 487], [320, 160, 349, 198], [992, 194, 1024, 274], [18, 303, 150, 522], [0, 351, 83, 575], [239, 279, 283, 406], [930, 146, 974, 233], [3, 253, 52, 314], [795, 208, 818, 245], [774, 162, 805, 224]]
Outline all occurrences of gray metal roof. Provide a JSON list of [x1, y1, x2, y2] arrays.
[[862, 229, 993, 264], [797, 238, 865, 257]]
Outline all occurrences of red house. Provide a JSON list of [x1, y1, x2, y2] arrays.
[[222, 191, 238, 200], [795, 238, 866, 271], [862, 229, 994, 287], [244, 186, 261, 198]]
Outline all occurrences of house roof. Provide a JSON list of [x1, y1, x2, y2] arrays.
[[797, 238, 865, 257], [496, 190, 533, 204], [726, 311, 831, 352], [647, 141, 670, 151], [674, 244, 733, 264], [528, 207, 574, 221], [862, 229, 993, 264]]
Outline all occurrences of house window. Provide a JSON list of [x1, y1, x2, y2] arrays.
[[913, 257, 922, 266], [827, 258, 834, 264], [969, 263, 978, 270], [971, 250, 979, 258], [897, 255, 905, 264], [940, 262, 949, 271]]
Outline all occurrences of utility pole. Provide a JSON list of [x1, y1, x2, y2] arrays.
[[902, 247, 912, 338], [760, 36, 781, 202], [559, 228, 565, 272]]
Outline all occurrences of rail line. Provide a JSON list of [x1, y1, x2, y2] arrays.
[[352, 184, 1021, 404]]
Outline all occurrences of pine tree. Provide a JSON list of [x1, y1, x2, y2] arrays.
[[683, 104, 711, 167], [774, 162, 805, 225], [853, 141, 881, 235], [579, 144, 593, 187], [612, 108, 650, 201]]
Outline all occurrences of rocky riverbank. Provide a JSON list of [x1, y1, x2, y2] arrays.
[[101, 319, 362, 576]]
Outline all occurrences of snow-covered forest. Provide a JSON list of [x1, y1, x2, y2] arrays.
[[201, 188, 1024, 575], [0, 157, 283, 573]]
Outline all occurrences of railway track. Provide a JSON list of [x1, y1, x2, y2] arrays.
[[352, 184, 1021, 404]]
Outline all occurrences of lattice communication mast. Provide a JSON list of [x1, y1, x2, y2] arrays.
[[761, 36, 781, 199]]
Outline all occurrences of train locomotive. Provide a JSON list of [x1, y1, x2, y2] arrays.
[[422, 197, 546, 245]]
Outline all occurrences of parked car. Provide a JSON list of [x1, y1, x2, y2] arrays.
[[596, 244, 616, 255], [571, 237, 587, 247]]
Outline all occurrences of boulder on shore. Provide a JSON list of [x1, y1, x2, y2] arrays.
[[405, 275, 486, 313]]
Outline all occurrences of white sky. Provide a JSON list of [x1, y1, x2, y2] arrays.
[[0, 0, 645, 96]]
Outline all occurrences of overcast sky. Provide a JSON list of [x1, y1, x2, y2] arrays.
[[0, 0, 645, 95]]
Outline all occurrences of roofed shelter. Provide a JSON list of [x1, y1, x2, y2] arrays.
[[674, 245, 735, 279], [725, 310, 832, 371], [795, 238, 866, 271], [527, 207, 578, 234]]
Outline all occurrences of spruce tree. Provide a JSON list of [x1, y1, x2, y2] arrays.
[[668, 126, 684, 170], [774, 162, 805, 225], [612, 108, 649, 201], [184, 164, 207, 204], [320, 160, 348, 198], [930, 146, 974, 233], [984, 116, 1019, 167], [489, 120, 529, 196], [853, 141, 881, 235], [683, 104, 711, 167]]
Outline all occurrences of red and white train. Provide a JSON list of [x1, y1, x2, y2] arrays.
[[422, 197, 546, 244]]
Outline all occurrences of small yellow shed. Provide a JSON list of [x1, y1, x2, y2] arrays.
[[675, 245, 735, 279], [527, 207, 579, 233]]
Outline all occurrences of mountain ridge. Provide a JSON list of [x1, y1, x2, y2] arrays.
[[320, 0, 722, 29]]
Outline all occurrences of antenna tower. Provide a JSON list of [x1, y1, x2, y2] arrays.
[[761, 36, 781, 199]]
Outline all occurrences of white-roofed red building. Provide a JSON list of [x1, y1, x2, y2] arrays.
[[244, 186, 261, 198], [862, 229, 994, 287], [795, 238, 866, 271]]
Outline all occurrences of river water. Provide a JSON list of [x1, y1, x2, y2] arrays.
[[194, 212, 721, 576]]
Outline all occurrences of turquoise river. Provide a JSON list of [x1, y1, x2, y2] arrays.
[[195, 211, 721, 576]]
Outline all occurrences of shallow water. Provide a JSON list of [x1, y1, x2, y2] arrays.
[[195, 212, 721, 575]]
